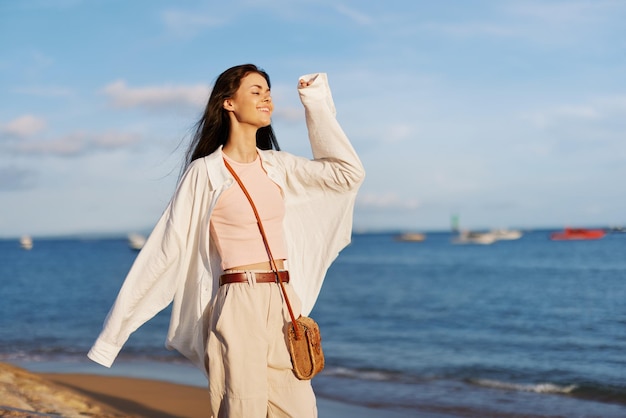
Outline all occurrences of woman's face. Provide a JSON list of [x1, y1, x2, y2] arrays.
[[225, 72, 273, 128]]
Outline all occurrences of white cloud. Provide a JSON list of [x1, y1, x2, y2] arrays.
[[522, 106, 599, 129], [333, 4, 372, 25], [102, 80, 210, 111], [387, 123, 415, 142], [90, 132, 143, 149], [8, 131, 141, 157], [13, 132, 84, 155], [2, 115, 47, 138], [513, 94, 626, 162], [555, 105, 602, 119], [596, 95, 626, 113], [521, 95, 626, 129]]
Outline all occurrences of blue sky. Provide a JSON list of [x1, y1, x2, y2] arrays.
[[1, 0, 625, 237]]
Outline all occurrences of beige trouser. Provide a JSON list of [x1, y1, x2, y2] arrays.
[[207, 276, 317, 418]]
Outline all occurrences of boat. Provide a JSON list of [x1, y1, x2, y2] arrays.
[[550, 227, 606, 241], [490, 229, 523, 240], [450, 213, 522, 244], [128, 233, 146, 251], [453, 228, 523, 245], [394, 232, 426, 242], [20, 235, 33, 250], [453, 230, 498, 245]]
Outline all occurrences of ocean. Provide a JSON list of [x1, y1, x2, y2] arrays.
[[1, 230, 625, 417]]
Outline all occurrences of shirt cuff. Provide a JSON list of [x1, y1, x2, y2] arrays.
[[87, 339, 122, 368]]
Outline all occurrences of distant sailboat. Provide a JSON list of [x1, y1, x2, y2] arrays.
[[20, 235, 33, 250], [453, 230, 498, 245], [127, 233, 146, 251], [451, 215, 522, 244], [490, 229, 523, 241], [453, 229, 523, 245]]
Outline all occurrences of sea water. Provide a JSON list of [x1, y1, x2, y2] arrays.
[[1, 231, 625, 417]]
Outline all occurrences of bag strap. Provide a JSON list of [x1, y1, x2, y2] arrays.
[[223, 158, 303, 339]]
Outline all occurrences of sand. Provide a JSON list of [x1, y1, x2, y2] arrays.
[[0, 362, 414, 417]]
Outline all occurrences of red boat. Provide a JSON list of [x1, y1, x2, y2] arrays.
[[550, 227, 606, 241]]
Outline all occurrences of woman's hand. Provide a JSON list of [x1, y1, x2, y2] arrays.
[[298, 74, 318, 88]]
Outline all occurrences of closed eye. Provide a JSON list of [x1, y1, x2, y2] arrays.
[[250, 84, 270, 95]]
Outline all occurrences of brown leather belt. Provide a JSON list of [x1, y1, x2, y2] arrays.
[[219, 271, 289, 286]]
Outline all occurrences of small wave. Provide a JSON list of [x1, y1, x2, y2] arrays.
[[0, 350, 186, 365], [323, 366, 395, 381], [471, 378, 577, 394], [321, 366, 434, 385]]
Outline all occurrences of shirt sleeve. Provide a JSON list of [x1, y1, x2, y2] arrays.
[[87, 162, 204, 367], [277, 73, 365, 315], [280, 73, 365, 196]]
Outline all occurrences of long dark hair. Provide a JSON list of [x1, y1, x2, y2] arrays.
[[183, 64, 280, 171]]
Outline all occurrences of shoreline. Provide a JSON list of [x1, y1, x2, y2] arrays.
[[6, 359, 626, 417], [1, 362, 416, 418], [45, 373, 417, 418]]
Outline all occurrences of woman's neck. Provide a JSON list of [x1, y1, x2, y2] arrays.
[[222, 137, 258, 163]]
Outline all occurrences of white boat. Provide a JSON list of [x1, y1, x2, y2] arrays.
[[453, 230, 498, 245], [128, 233, 146, 251], [20, 235, 33, 250], [453, 228, 522, 245], [490, 229, 523, 240]]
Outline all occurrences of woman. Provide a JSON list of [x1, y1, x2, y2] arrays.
[[88, 64, 364, 417]]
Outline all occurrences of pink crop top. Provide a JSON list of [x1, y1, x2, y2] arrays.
[[210, 153, 288, 270]]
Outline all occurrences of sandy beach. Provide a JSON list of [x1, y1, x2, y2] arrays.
[[0, 362, 414, 418]]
